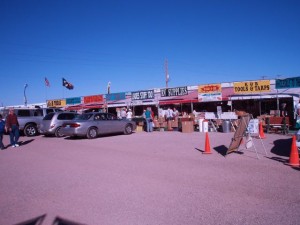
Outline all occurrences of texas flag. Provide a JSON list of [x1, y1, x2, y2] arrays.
[[62, 78, 74, 90]]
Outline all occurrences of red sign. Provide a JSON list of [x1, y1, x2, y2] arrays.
[[198, 84, 221, 93], [83, 95, 103, 104]]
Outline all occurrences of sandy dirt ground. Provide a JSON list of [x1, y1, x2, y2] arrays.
[[0, 131, 299, 225]]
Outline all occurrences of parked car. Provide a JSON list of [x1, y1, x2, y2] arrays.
[[1, 107, 62, 136], [39, 111, 79, 137], [60, 112, 136, 139]]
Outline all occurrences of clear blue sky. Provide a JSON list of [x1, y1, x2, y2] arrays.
[[0, 0, 299, 106]]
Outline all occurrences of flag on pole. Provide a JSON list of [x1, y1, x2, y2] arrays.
[[107, 81, 111, 94], [45, 77, 50, 87], [62, 78, 74, 90]]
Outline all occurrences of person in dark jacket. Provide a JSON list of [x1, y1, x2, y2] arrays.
[[5, 108, 20, 147], [0, 114, 5, 150]]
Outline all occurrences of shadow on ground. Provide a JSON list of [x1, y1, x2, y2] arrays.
[[14, 214, 86, 225]]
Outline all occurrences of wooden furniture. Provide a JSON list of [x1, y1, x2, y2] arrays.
[[265, 116, 290, 134]]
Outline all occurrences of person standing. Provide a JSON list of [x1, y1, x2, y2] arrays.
[[121, 108, 127, 120], [281, 103, 288, 117], [144, 107, 153, 132], [126, 108, 133, 120], [5, 108, 20, 148], [0, 114, 5, 150]]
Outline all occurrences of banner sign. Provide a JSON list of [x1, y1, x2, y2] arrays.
[[83, 95, 103, 104], [47, 99, 66, 108], [198, 84, 222, 102], [275, 77, 300, 89], [233, 80, 270, 94], [106, 92, 126, 101], [132, 90, 155, 100], [66, 97, 81, 105], [160, 86, 188, 97]]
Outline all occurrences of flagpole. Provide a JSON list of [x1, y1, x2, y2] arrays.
[[165, 58, 169, 88]]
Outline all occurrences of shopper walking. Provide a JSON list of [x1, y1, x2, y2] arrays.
[[0, 114, 5, 150], [5, 108, 20, 147], [144, 107, 153, 132]]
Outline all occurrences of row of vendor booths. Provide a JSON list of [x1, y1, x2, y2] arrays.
[[133, 111, 239, 133], [134, 112, 291, 135], [47, 78, 300, 129]]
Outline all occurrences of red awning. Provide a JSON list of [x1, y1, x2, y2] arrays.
[[65, 103, 103, 111], [159, 90, 198, 105], [221, 87, 234, 101]]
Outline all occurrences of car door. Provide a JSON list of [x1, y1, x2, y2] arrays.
[[94, 113, 112, 134], [106, 113, 123, 133]]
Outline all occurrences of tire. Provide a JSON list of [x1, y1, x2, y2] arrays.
[[24, 124, 38, 137], [55, 127, 64, 137], [124, 124, 133, 135], [87, 127, 98, 139]]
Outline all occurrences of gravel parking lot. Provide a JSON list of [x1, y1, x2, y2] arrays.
[[0, 131, 299, 225]]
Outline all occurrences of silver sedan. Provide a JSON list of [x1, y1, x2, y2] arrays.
[[60, 112, 136, 139]]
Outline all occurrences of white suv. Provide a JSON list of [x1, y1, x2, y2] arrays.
[[2, 108, 62, 136]]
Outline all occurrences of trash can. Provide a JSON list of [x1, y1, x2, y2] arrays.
[[222, 120, 230, 133]]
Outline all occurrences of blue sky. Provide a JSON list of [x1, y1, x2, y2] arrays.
[[0, 0, 299, 106]]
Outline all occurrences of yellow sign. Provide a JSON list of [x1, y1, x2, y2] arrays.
[[47, 99, 66, 108], [233, 80, 270, 93]]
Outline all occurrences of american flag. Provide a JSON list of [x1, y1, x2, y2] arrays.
[[45, 77, 50, 87]]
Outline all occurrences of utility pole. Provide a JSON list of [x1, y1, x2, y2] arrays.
[[165, 59, 169, 88], [24, 84, 28, 107]]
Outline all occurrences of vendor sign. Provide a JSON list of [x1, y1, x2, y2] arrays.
[[47, 99, 66, 108], [275, 76, 300, 89], [83, 95, 103, 104], [66, 97, 81, 105], [198, 84, 222, 102], [160, 86, 188, 97], [106, 92, 126, 101], [233, 80, 270, 93], [132, 90, 154, 100]]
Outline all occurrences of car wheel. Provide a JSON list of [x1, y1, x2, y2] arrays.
[[24, 124, 38, 137], [124, 124, 133, 135], [87, 127, 98, 139], [55, 127, 64, 137]]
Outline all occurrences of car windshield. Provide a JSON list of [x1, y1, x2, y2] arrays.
[[74, 113, 93, 120]]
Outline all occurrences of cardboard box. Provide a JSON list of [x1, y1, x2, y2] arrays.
[[136, 125, 144, 132], [181, 121, 194, 133]]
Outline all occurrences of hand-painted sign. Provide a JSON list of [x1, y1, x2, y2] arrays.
[[233, 80, 270, 93], [83, 95, 103, 104], [106, 92, 126, 101], [198, 84, 222, 102], [131, 90, 154, 100], [275, 77, 300, 89], [160, 86, 188, 97], [47, 99, 66, 108], [66, 97, 81, 105]]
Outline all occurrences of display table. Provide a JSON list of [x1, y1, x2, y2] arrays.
[[181, 121, 194, 133]]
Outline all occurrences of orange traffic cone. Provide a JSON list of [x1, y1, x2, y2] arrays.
[[288, 135, 300, 167], [203, 132, 212, 154], [259, 121, 266, 139]]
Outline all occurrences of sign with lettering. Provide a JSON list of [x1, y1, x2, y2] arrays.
[[160, 86, 188, 97], [66, 97, 81, 105], [83, 95, 103, 104], [275, 77, 300, 89], [233, 80, 270, 94], [131, 90, 154, 100], [47, 99, 66, 108], [198, 84, 222, 102], [106, 92, 126, 101]]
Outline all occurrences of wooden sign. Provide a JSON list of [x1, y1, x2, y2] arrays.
[[227, 114, 251, 154]]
